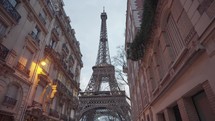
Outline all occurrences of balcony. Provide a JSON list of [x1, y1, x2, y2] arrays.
[[16, 62, 30, 76], [29, 32, 40, 46], [2, 96, 17, 107], [68, 70, 74, 78], [44, 45, 60, 60], [0, 43, 9, 61], [45, 0, 55, 17], [38, 14, 46, 25], [49, 108, 59, 118], [0, 0, 21, 22], [53, 79, 73, 99], [61, 60, 67, 70], [52, 28, 60, 37], [62, 44, 69, 54]]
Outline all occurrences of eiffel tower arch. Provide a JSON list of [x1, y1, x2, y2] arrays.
[[77, 10, 131, 121]]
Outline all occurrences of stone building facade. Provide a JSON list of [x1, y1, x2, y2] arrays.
[[125, 0, 145, 120], [125, 0, 215, 121], [0, 0, 82, 121]]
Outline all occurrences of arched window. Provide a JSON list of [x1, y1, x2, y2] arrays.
[[3, 84, 19, 107], [7, 84, 19, 98]]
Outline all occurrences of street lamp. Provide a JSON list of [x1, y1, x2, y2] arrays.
[[40, 61, 46, 66]]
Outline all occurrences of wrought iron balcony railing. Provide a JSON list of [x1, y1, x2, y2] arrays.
[[53, 79, 73, 99], [45, 45, 60, 59], [52, 28, 60, 36], [0, 0, 21, 22], [49, 108, 59, 118], [45, 0, 55, 16], [29, 32, 40, 45], [61, 60, 67, 70], [68, 70, 74, 78], [16, 62, 30, 76], [2, 96, 17, 107], [0, 43, 9, 61], [39, 14, 46, 25]]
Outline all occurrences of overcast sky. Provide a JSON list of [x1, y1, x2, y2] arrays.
[[63, 0, 127, 91]]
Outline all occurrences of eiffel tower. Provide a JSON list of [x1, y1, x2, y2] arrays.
[[77, 10, 131, 121]]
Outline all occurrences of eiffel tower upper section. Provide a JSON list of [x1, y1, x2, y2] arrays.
[[96, 9, 111, 66], [84, 10, 120, 92]]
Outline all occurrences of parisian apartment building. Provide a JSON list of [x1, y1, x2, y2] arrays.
[[0, 0, 83, 121], [125, 0, 215, 121]]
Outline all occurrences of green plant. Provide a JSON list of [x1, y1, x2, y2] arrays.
[[128, 0, 158, 61]]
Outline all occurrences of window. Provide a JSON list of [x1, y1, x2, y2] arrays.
[[57, 72, 66, 84], [17, 48, 33, 75], [69, 55, 74, 63], [31, 26, 40, 40], [146, 115, 150, 121], [157, 113, 166, 121], [173, 105, 182, 121], [3, 84, 19, 107], [0, 21, 7, 39], [62, 102, 65, 114], [165, 15, 184, 59], [70, 109, 74, 118], [49, 39, 57, 49], [19, 48, 33, 68], [7, 84, 19, 99], [197, 0, 213, 14], [39, 9, 46, 24], [66, 80, 70, 89], [149, 60, 157, 90], [62, 43, 69, 55], [8, 0, 19, 7], [34, 84, 44, 103], [192, 91, 215, 121]]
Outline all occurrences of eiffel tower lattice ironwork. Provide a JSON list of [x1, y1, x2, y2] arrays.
[[77, 10, 131, 121]]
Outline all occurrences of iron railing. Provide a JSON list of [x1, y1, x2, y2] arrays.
[[45, 0, 55, 15], [2, 96, 17, 107], [29, 32, 40, 45], [39, 13, 46, 25], [53, 79, 73, 98], [0, 0, 21, 22], [0, 43, 9, 61], [16, 62, 30, 76], [52, 28, 60, 36]]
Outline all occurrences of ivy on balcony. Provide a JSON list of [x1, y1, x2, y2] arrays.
[[127, 0, 158, 61]]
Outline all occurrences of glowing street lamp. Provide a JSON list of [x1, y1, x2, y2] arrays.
[[40, 61, 46, 66]]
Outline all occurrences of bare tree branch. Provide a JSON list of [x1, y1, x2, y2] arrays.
[[112, 45, 128, 87]]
